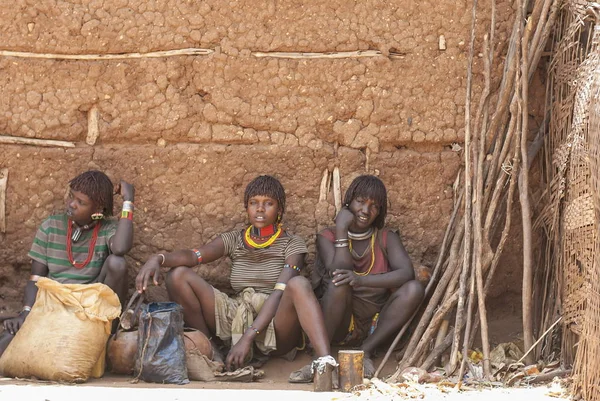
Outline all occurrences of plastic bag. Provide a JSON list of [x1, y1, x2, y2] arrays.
[[134, 302, 189, 384], [0, 278, 121, 382]]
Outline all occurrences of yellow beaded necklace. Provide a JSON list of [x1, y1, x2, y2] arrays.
[[244, 224, 282, 249], [349, 232, 376, 276]]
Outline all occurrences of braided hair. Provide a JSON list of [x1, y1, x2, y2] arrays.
[[343, 175, 388, 229], [69, 170, 114, 216], [244, 175, 286, 218]]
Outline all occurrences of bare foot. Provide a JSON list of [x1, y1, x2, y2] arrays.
[[289, 363, 313, 383], [211, 340, 225, 364], [363, 357, 376, 379]]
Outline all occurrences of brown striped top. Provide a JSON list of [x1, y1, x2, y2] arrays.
[[28, 214, 117, 283], [220, 230, 308, 294]]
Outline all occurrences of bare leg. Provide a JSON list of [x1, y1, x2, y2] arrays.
[[95, 254, 128, 306], [320, 280, 353, 342], [272, 276, 331, 358], [165, 267, 222, 362], [0, 331, 14, 359], [361, 280, 424, 377], [284, 277, 339, 384]]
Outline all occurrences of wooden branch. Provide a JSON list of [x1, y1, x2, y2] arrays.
[[398, 222, 465, 368], [523, 369, 571, 384], [457, 264, 477, 380], [519, 14, 535, 366], [451, 0, 478, 376], [406, 291, 459, 365], [0, 48, 213, 60], [0, 135, 75, 148], [0, 168, 7, 233], [474, 33, 492, 380]]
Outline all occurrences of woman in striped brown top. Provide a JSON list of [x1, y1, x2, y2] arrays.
[[136, 175, 333, 378]]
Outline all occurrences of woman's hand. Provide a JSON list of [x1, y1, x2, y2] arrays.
[[225, 336, 252, 371], [332, 269, 362, 287], [3, 312, 28, 336], [335, 207, 355, 231], [135, 255, 162, 293], [119, 180, 135, 202]]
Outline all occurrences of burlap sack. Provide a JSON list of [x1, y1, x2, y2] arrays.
[[0, 278, 121, 382]]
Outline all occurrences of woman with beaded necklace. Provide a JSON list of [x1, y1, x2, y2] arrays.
[[310, 175, 424, 379], [135, 175, 334, 377], [0, 170, 135, 358]]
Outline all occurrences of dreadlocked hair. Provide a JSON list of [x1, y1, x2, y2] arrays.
[[343, 175, 388, 229], [69, 170, 114, 216], [244, 175, 286, 218]]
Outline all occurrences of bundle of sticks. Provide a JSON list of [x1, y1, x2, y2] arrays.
[[374, 0, 561, 383]]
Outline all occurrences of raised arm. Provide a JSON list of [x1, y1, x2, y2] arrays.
[[135, 235, 226, 293], [317, 208, 356, 272], [109, 180, 135, 256]]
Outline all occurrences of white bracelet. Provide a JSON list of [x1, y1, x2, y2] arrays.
[[158, 253, 165, 266]]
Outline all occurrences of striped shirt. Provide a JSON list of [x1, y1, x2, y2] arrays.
[[28, 214, 117, 283], [221, 230, 308, 294]]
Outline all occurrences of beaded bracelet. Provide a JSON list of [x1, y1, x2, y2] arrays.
[[249, 326, 260, 335], [122, 201, 134, 212], [192, 249, 203, 263], [284, 263, 301, 272], [121, 210, 133, 221]]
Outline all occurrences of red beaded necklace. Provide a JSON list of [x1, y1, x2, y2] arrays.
[[67, 219, 101, 269]]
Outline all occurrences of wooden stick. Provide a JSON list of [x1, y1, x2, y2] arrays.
[[0, 48, 213, 60], [457, 264, 477, 381], [405, 291, 459, 365], [319, 169, 330, 202], [473, 33, 492, 380], [519, 14, 535, 366], [0, 135, 75, 148], [86, 105, 100, 146], [517, 316, 562, 364], [398, 221, 465, 369], [333, 167, 342, 214], [0, 168, 7, 233], [252, 50, 385, 59], [450, 0, 478, 375], [523, 369, 571, 384]]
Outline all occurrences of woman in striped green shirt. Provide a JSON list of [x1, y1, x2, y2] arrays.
[[0, 170, 135, 358]]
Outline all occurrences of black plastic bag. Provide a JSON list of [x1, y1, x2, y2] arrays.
[[134, 302, 189, 384]]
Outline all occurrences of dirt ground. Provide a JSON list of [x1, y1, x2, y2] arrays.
[[0, 351, 567, 401]]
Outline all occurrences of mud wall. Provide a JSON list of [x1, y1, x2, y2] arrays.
[[0, 0, 519, 306]]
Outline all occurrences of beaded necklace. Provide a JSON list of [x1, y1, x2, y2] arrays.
[[67, 219, 101, 269], [348, 227, 374, 241], [243, 224, 282, 249], [349, 230, 376, 276]]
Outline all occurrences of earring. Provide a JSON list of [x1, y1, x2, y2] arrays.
[[91, 212, 104, 220], [277, 213, 282, 223]]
